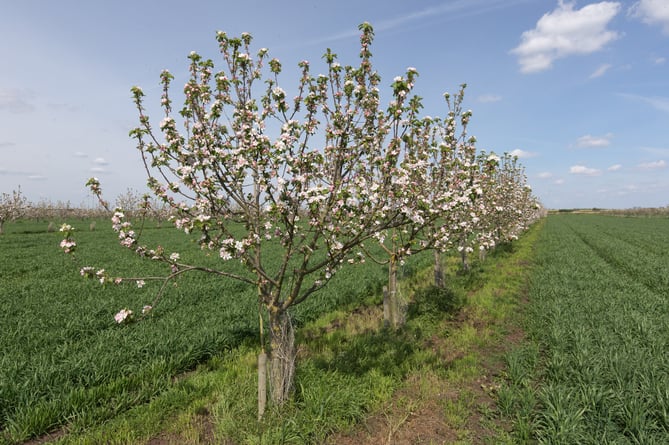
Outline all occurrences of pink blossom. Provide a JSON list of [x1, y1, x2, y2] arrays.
[[60, 239, 76, 253], [114, 308, 133, 324]]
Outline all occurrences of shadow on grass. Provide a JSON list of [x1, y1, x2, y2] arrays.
[[307, 284, 465, 379]]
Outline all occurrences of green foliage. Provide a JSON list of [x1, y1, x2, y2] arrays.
[[501, 214, 669, 443], [408, 284, 465, 320], [0, 220, 390, 443], [0, 216, 541, 443]]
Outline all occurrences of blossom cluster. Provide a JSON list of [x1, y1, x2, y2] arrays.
[[114, 308, 133, 324], [59, 224, 77, 254]]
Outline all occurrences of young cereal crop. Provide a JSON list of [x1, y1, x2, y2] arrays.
[[505, 214, 669, 444], [0, 220, 396, 443]]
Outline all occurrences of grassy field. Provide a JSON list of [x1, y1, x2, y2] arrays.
[[6, 214, 667, 444], [501, 214, 669, 443], [0, 218, 537, 444], [0, 219, 408, 444], [0, 215, 545, 444]]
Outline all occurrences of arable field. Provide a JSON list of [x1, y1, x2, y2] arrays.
[[0, 219, 401, 444], [1, 215, 543, 445], [504, 214, 669, 443], [5, 214, 667, 444]]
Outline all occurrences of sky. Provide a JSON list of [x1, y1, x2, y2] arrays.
[[1, 0, 667, 210]]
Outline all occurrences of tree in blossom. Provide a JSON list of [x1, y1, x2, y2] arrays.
[[368, 84, 479, 327], [427, 87, 483, 284], [0, 187, 29, 235], [473, 152, 541, 261], [114, 188, 144, 219], [469, 151, 502, 261], [65, 23, 449, 414], [62, 21, 544, 417], [421, 86, 485, 277], [363, 110, 437, 328]]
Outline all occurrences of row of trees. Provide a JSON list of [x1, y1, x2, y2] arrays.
[[57, 23, 542, 418], [0, 188, 174, 229], [0, 188, 28, 234], [600, 206, 669, 217]]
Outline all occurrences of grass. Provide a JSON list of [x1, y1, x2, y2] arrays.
[[1, 217, 543, 444], [499, 214, 669, 444], [0, 218, 398, 444]]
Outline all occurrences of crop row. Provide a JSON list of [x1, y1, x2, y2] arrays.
[[0, 220, 407, 443], [514, 214, 669, 443]]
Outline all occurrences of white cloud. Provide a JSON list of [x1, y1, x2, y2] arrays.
[[629, 0, 669, 34], [509, 148, 537, 158], [477, 94, 502, 103], [640, 146, 669, 156], [90, 158, 109, 174], [589, 63, 612, 78], [638, 159, 666, 169], [620, 93, 669, 112], [511, 1, 621, 73], [537, 171, 553, 179], [47, 102, 80, 113], [570, 164, 602, 175], [607, 164, 622, 171], [654, 56, 666, 64], [554, 178, 565, 184], [575, 133, 613, 148], [0, 88, 36, 113], [74, 151, 88, 158]]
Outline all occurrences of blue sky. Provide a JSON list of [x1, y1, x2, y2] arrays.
[[1, 0, 667, 209]]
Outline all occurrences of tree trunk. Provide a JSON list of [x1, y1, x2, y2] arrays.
[[268, 308, 296, 405], [0, 220, 4, 235], [384, 255, 406, 328], [257, 351, 267, 421], [383, 286, 390, 328], [460, 247, 469, 272], [459, 233, 470, 273], [434, 250, 444, 288]]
